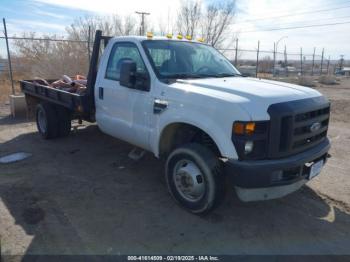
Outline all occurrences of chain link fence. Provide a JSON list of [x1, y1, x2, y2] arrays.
[[0, 29, 348, 104], [0, 34, 93, 103], [219, 42, 342, 78]]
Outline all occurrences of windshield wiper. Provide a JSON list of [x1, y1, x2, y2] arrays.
[[209, 73, 240, 78], [163, 73, 203, 79], [162, 72, 241, 80], [186, 73, 241, 78]]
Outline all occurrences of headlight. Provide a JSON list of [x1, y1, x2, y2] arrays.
[[232, 121, 269, 160], [244, 141, 254, 154]]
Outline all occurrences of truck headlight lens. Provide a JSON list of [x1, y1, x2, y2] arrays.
[[232, 121, 269, 160], [244, 141, 254, 154]]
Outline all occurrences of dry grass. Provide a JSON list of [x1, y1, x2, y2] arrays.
[[319, 75, 338, 85], [257, 73, 273, 79], [0, 73, 24, 104], [297, 76, 316, 87]]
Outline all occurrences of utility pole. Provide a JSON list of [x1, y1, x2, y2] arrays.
[[326, 56, 330, 75], [234, 38, 238, 67], [135, 11, 150, 36], [2, 18, 15, 95], [311, 47, 316, 76], [320, 48, 324, 75]]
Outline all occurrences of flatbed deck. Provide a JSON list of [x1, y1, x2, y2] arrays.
[[20, 80, 89, 112], [20, 30, 110, 122]]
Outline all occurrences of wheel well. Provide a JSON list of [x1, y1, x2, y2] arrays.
[[159, 123, 221, 158]]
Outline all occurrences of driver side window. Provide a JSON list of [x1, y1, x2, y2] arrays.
[[105, 42, 146, 81]]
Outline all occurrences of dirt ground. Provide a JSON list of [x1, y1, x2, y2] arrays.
[[0, 78, 350, 258]]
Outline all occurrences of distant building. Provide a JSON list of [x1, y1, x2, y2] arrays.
[[343, 67, 350, 76], [335, 67, 350, 76]]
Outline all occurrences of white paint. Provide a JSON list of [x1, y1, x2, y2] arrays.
[[94, 36, 323, 159]]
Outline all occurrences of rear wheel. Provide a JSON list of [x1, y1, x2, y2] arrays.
[[36, 102, 59, 139], [165, 143, 224, 214]]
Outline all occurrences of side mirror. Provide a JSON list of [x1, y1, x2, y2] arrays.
[[120, 61, 136, 88]]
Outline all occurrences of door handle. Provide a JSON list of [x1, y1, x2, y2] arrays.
[[99, 87, 104, 99], [154, 99, 168, 114]]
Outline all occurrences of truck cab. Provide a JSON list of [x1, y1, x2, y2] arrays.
[[21, 31, 331, 214]]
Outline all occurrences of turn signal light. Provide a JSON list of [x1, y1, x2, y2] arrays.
[[245, 122, 256, 135], [233, 122, 256, 135], [233, 122, 245, 135]]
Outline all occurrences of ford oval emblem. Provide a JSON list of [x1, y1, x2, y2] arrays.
[[310, 122, 321, 132]]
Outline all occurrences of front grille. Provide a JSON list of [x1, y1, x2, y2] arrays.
[[267, 96, 330, 158], [284, 106, 329, 152]]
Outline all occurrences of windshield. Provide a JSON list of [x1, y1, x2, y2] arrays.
[[142, 40, 241, 79]]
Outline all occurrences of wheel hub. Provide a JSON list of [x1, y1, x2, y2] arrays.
[[173, 160, 205, 202]]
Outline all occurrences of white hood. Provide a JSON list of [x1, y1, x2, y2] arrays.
[[175, 77, 322, 120]]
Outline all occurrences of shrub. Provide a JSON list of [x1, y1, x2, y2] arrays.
[[298, 76, 316, 87], [319, 75, 337, 85]]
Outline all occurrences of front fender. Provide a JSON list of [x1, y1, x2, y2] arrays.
[[151, 108, 239, 159]]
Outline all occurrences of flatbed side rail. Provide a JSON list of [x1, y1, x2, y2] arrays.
[[20, 80, 88, 112]]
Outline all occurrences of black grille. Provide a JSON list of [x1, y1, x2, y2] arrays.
[[288, 107, 329, 151], [267, 96, 330, 159]]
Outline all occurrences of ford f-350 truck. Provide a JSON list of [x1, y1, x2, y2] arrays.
[[21, 30, 331, 214]]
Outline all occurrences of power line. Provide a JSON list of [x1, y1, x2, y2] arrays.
[[237, 4, 350, 23], [0, 36, 88, 42], [238, 20, 350, 33], [245, 14, 350, 29]]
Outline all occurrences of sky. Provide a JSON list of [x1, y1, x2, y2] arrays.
[[1, 0, 350, 61]]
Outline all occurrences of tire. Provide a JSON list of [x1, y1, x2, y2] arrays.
[[165, 143, 225, 214], [36, 102, 59, 139], [55, 105, 71, 137]]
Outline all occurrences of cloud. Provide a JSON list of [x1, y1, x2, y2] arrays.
[[34, 10, 68, 19], [3, 0, 349, 59], [32, 0, 181, 20], [8, 19, 66, 33], [30, 0, 182, 35]]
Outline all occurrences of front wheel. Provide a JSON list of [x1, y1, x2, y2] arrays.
[[165, 143, 225, 214]]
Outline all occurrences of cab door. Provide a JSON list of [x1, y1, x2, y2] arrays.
[[95, 41, 153, 150]]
